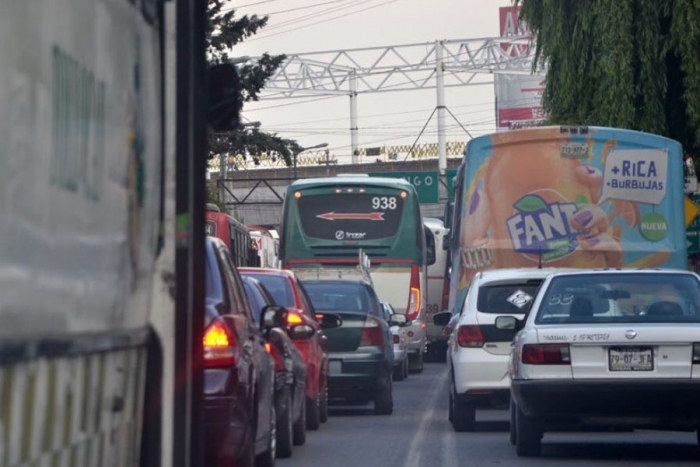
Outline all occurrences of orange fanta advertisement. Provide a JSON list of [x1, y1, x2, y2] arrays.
[[453, 126, 685, 303]]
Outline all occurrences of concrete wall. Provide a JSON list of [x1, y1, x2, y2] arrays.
[[213, 158, 463, 228]]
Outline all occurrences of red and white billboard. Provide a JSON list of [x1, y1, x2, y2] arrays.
[[495, 6, 546, 130]]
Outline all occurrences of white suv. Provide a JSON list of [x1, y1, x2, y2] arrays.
[[440, 268, 573, 432]]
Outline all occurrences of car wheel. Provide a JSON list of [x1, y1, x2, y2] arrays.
[[393, 363, 405, 381], [238, 436, 256, 467], [509, 399, 516, 446], [448, 390, 453, 423], [292, 395, 306, 446], [255, 403, 276, 467], [409, 351, 424, 374], [306, 393, 321, 431], [319, 383, 329, 423], [515, 403, 542, 457], [374, 375, 394, 415], [452, 397, 476, 432], [276, 391, 293, 458]]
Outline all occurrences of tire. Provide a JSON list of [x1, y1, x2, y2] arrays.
[[374, 376, 394, 415], [403, 358, 409, 379], [305, 393, 321, 431], [292, 396, 306, 446], [393, 362, 405, 381], [509, 399, 517, 446], [255, 403, 276, 467], [319, 383, 329, 423], [276, 391, 293, 459], [452, 397, 476, 432], [515, 403, 542, 457], [409, 351, 424, 374], [448, 390, 453, 423]]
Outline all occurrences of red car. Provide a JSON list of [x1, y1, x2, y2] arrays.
[[239, 268, 330, 430]]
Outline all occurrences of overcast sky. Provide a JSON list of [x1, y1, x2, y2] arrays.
[[231, 0, 514, 162]]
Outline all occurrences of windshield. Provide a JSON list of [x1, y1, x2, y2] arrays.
[[242, 274, 294, 308], [536, 273, 700, 324], [304, 282, 378, 314]]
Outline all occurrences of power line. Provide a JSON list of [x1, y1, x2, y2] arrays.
[[247, 0, 401, 42], [243, 95, 342, 112], [254, 0, 376, 33], [260, 0, 353, 16]]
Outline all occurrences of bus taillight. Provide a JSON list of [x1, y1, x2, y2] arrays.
[[406, 264, 421, 321]]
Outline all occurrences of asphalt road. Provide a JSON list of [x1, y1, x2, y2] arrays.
[[279, 363, 699, 467]]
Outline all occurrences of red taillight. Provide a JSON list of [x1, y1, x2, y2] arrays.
[[440, 276, 450, 311], [456, 325, 484, 348], [406, 264, 421, 321], [360, 317, 384, 347], [265, 342, 284, 371], [287, 311, 304, 325], [392, 334, 400, 344], [522, 344, 571, 365], [203, 320, 236, 368], [693, 343, 700, 364]]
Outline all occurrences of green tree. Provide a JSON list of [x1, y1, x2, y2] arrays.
[[516, 0, 700, 157], [206, 0, 300, 166]]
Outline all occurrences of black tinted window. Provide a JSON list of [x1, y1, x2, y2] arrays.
[[243, 274, 294, 307], [477, 282, 542, 315], [304, 282, 377, 314], [297, 193, 403, 241]]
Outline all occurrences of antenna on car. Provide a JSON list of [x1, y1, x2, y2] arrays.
[[538, 247, 543, 269]]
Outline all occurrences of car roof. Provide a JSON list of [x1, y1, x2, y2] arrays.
[[541, 268, 697, 278], [302, 279, 372, 286], [477, 267, 580, 284], [238, 267, 294, 278]]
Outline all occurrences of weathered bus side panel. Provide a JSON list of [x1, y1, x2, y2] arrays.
[[0, 1, 162, 465], [449, 126, 686, 316]]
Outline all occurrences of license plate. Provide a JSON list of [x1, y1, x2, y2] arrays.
[[608, 347, 653, 371], [329, 360, 342, 375]]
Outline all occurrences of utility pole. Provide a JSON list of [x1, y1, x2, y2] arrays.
[[436, 40, 447, 175], [350, 69, 359, 164]]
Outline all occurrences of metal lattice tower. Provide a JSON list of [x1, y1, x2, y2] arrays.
[[254, 36, 543, 173]]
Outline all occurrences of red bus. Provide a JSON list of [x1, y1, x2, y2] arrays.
[[205, 204, 261, 267]]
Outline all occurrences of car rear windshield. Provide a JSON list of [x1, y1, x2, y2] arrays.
[[536, 273, 700, 324], [242, 274, 294, 308], [304, 282, 378, 314], [476, 281, 542, 315]]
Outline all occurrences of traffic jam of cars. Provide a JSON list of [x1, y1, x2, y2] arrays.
[[203, 131, 700, 465]]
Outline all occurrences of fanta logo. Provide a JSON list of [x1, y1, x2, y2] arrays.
[[506, 194, 587, 260]]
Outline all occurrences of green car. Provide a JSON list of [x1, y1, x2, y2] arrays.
[[303, 279, 405, 415]]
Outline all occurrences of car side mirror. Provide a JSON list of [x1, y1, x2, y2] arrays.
[[316, 313, 343, 330], [432, 311, 452, 327], [495, 316, 522, 331], [262, 305, 287, 330], [289, 324, 315, 339], [389, 313, 407, 327]]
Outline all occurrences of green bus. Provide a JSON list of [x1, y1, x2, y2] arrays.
[[280, 174, 435, 372]]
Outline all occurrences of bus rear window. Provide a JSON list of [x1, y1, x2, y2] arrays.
[[297, 193, 404, 241]]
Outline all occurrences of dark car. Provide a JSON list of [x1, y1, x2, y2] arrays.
[[302, 279, 399, 415], [239, 268, 333, 430], [203, 236, 276, 467], [243, 276, 308, 458]]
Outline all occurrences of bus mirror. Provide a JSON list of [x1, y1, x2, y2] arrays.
[[207, 63, 242, 132], [442, 229, 450, 250]]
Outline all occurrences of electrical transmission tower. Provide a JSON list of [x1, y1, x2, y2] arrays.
[[256, 36, 543, 173]]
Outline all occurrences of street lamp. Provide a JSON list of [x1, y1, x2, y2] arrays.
[[293, 143, 329, 178]]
